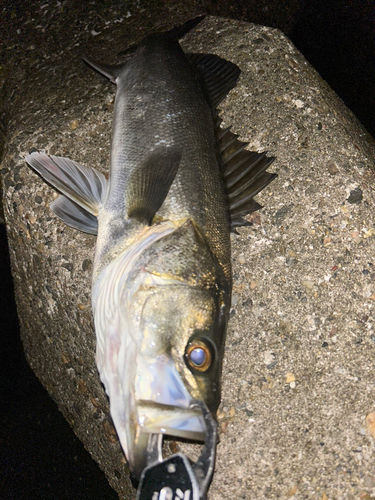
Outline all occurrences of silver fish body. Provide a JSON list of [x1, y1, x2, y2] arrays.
[[94, 33, 231, 282], [26, 17, 276, 480], [92, 32, 231, 477]]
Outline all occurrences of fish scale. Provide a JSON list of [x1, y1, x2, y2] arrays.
[[108, 39, 230, 281], [25, 16, 276, 484]]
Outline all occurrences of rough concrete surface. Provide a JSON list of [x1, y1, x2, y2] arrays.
[[1, 9, 375, 500]]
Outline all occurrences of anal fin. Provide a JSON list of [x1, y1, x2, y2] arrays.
[[51, 196, 99, 235], [83, 56, 124, 84], [26, 152, 107, 234]]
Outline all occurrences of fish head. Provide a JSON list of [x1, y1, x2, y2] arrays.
[[136, 281, 227, 424], [93, 220, 231, 478]]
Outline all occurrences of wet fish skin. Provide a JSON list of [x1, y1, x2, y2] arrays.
[[26, 17, 276, 480], [92, 217, 230, 478], [86, 21, 235, 477], [91, 32, 232, 285]]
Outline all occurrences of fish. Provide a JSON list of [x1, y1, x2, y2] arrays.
[[26, 16, 276, 480]]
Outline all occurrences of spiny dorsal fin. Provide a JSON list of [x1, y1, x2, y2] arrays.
[[189, 53, 241, 108], [215, 116, 277, 232], [126, 145, 182, 225]]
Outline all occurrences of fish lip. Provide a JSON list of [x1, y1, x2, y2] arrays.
[[135, 399, 218, 496], [136, 400, 207, 441], [134, 352, 207, 440]]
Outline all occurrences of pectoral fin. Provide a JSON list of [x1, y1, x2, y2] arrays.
[[26, 152, 107, 233], [126, 146, 182, 225]]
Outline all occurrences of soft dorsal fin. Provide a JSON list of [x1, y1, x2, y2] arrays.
[[126, 145, 182, 225], [189, 53, 241, 108], [26, 152, 107, 234], [214, 116, 277, 232], [83, 56, 125, 83]]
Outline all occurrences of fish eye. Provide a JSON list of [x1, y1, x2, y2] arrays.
[[185, 339, 212, 372]]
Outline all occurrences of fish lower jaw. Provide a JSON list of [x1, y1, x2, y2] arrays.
[[136, 401, 206, 442]]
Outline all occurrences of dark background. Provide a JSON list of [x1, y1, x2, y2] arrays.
[[1, 1, 373, 498]]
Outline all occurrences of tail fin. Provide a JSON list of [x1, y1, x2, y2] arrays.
[[86, 16, 205, 81], [117, 16, 205, 57], [166, 15, 205, 40]]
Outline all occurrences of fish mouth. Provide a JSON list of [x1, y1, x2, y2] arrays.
[[136, 400, 206, 441], [130, 399, 208, 481], [134, 353, 207, 440]]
